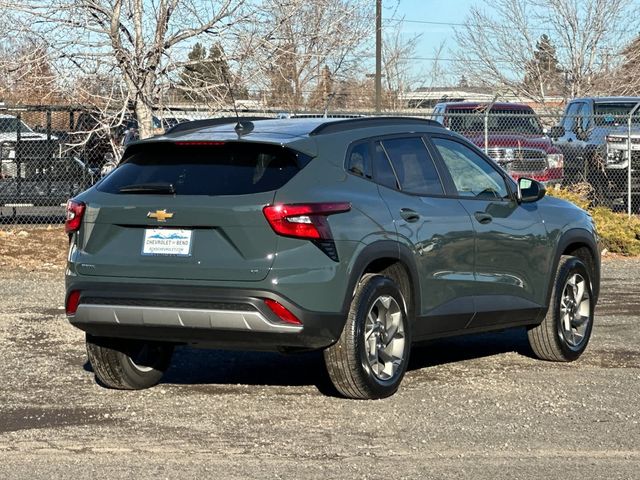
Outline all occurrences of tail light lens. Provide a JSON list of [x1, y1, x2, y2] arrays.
[[264, 298, 302, 325], [263, 203, 351, 240], [65, 200, 86, 234], [66, 290, 81, 316]]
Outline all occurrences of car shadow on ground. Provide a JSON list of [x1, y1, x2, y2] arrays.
[[141, 327, 535, 395]]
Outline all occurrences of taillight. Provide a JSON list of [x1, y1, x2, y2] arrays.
[[262, 203, 351, 240], [174, 141, 225, 146], [264, 298, 302, 325], [66, 290, 81, 316], [65, 200, 86, 234]]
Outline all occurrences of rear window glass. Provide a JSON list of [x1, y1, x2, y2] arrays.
[[98, 142, 310, 196]]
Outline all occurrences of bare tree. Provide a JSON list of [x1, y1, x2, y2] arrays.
[[0, 0, 246, 138], [0, 40, 59, 104], [250, 0, 373, 111], [381, 17, 423, 110], [453, 0, 638, 103]]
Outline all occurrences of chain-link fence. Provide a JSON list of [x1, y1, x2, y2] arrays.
[[1, 103, 639, 228]]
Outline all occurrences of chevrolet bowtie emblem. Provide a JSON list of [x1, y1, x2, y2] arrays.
[[147, 209, 174, 222]]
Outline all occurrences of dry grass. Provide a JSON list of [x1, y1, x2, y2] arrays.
[[547, 183, 640, 256], [0, 227, 68, 271]]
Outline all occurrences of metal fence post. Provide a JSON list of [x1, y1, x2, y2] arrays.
[[484, 109, 489, 154], [627, 102, 640, 217]]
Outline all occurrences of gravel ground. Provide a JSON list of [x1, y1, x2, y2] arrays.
[[0, 257, 639, 479]]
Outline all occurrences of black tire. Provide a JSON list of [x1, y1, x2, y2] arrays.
[[86, 334, 174, 390], [527, 256, 594, 362], [323, 275, 411, 399]]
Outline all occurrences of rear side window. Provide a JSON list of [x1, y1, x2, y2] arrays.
[[98, 142, 309, 196], [379, 137, 444, 196], [373, 142, 398, 190], [347, 142, 372, 179]]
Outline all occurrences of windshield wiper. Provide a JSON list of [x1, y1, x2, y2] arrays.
[[118, 182, 175, 194]]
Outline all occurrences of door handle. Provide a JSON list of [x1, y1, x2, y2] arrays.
[[474, 212, 493, 224], [399, 208, 420, 223]]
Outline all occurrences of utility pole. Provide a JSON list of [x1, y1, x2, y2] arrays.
[[375, 0, 382, 113]]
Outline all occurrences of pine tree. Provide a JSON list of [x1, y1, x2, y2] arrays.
[[457, 75, 470, 89], [180, 43, 246, 102], [267, 42, 300, 109], [618, 34, 640, 92], [523, 34, 563, 96], [307, 66, 334, 110]]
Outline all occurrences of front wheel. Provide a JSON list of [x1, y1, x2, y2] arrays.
[[86, 334, 174, 390], [323, 275, 411, 399], [527, 256, 594, 362]]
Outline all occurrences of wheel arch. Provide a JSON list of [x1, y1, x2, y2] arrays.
[[343, 241, 421, 324], [547, 228, 601, 307]]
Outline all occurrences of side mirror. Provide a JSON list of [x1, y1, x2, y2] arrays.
[[518, 177, 546, 203], [548, 125, 564, 139]]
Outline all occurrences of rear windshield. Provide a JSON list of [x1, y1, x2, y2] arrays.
[[445, 108, 542, 135], [98, 142, 310, 196], [594, 103, 640, 125]]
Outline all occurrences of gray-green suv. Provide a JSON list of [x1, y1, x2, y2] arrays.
[[65, 117, 600, 399]]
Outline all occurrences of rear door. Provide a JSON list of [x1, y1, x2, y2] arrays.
[[372, 135, 476, 336], [429, 135, 549, 327], [75, 141, 307, 282]]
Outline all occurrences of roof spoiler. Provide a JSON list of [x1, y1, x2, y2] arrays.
[[165, 116, 272, 135]]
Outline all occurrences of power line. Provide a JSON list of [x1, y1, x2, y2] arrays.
[[382, 16, 636, 35]]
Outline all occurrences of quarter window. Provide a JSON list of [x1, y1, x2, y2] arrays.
[[347, 142, 372, 179], [432, 137, 509, 200]]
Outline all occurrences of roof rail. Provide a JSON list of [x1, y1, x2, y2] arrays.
[[309, 116, 443, 136], [166, 116, 272, 135]]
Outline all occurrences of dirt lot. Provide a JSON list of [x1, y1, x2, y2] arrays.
[[0, 229, 639, 479]]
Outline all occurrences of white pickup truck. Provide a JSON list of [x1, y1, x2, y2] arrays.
[[605, 127, 640, 211]]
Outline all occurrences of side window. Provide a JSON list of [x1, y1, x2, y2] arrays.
[[577, 103, 591, 132], [373, 142, 398, 190], [431, 137, 509, 200], [562, 102, 581, 132], [346, 142, 372, 179], [380, 137, 444, 196]]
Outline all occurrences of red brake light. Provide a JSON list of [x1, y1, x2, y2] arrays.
[[264, 299, 302, 325], [65, 200, 86, 234], [262, 203, 351, 240], [66, 290, 81, 316], [174, 141, 225, 146]]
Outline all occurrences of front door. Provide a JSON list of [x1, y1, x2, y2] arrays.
[[429, 136, 550, 328]]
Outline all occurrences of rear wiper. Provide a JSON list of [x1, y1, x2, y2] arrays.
[[118, 182, 175, 194]]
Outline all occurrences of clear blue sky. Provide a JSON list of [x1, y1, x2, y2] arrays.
[[386, 0, 480, 83]]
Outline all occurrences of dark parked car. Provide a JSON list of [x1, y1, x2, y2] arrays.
[[65, 117, 600, 399], [0, 113, 89, 208], [550, 96, 640, 209], [433, 102, 564, 186]]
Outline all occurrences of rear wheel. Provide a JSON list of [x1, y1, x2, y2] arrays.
[[86, 334, 174, 390], [323, 275, 411, 399], [528, 256, 594, 362]]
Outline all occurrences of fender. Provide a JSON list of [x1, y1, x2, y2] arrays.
[[544, 227, 601, 311], [341, 240, 421, 321]]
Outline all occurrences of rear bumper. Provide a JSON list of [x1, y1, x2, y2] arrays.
[[66, 282, 345, 351]]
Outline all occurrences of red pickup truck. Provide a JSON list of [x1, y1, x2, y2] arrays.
[[432, 102, 563, 186]]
